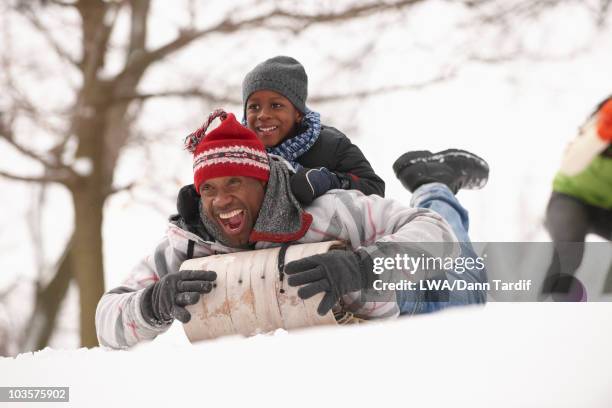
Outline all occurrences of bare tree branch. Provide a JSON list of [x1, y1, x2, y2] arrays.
[[76, 0, 124, 84], [596, 0, 612, 25], [117, 70, 454, 109], [0, 135, 62, 171], [114, 88, 241, 105], [470, 0, 567, 25], [269, 0, 427, 32], [108, 181, 136, 196], [21, 235, 73, 353], [0, 169, 67, 184], [21, 5, 80, 68], [310, 70, 457, 104], [127, 0, 149, 60], [467, 41, 595, 64], [26, 185, 47, 281], [0, 116, 71, 173], [0, 281, 18, 300], [457, 0, 611, 64], [48, 0, 78, 7], [0, 105, 77, 183], [464, 0, 611, 27], [10, 93, 69, 137], [0, 19, 71, 137], [118, 0, 428, 79], [187, 0, 197, 29]]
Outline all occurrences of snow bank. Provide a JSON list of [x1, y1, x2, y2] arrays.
[[2, 303, 611, 408]]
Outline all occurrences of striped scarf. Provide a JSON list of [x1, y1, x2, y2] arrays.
[[243, 110, 322, 170]]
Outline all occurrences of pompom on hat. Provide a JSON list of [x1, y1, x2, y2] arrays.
[[185, 109, 270, 193]]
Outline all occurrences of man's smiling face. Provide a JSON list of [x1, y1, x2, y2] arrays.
[[200, 176, 266, 247]]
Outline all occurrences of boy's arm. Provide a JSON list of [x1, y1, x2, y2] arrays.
[[290, 127, 384, 203], [332, 135, 385, 197]]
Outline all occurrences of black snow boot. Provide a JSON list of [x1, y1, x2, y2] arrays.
[[392, 149, 489, 194]]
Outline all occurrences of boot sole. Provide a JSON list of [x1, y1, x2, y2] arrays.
[[393, 149, 489, 191], [392, 150, 433, 175], [436, 149, 489, 190]]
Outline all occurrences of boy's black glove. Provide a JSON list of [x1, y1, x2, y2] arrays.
[[290, 167, 343, 205], [140, 270, 217, 325], [285, 249, 374, 315]]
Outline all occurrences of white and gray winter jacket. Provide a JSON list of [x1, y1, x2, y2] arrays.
[[95, 160, 459, 349]]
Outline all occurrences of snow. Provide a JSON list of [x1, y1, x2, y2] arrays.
[[2, 303, 611, 407], [71, 158, 93, 177]]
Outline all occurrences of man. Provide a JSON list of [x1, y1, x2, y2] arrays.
[[95, 110, 488, 349]]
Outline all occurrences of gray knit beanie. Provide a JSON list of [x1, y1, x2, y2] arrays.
[[242, 56, 308, 116]]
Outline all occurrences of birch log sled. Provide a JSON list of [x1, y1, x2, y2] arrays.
[[181, 241, 345, 342]]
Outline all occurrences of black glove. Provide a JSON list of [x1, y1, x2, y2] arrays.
[[285, 249, 374, 315], [177, 184, 200, 225], [290, 167, 343, 205], [140, 270, 217, 325]]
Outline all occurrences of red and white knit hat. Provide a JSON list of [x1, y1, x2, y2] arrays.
[[185, 109, 270, 193]]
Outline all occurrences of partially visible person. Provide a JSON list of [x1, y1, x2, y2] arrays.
[[542, 95, 612, 298]]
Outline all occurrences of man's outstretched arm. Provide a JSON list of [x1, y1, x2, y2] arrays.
[[95, 233, 215, 349]]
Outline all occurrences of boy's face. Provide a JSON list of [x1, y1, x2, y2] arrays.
[[200, 176, 266, 247], [245, 90, 303, 147]]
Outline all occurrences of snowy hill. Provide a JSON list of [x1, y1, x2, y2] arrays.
[[2, 303, 611, 408]]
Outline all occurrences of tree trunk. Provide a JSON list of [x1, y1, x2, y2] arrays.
[[21, 236, 73, 353], [70, 186, 106, 348]]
